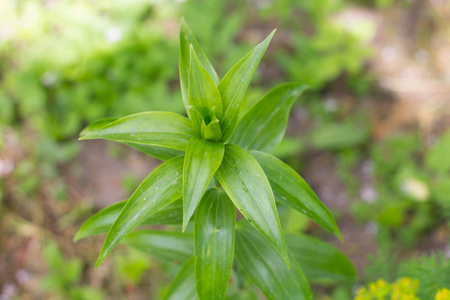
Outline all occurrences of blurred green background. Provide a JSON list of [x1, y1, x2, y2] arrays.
[[1, 0, 449, 299]]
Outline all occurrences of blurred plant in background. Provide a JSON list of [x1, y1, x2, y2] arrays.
[[355, 278, 450, 300], [339, 128, 450, 249], [41, 241, 104, 300], [363, 251, 450, 300], [0, 0, 372, 146]]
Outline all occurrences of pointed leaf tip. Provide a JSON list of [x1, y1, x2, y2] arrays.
[[73, 232, 82, 243], [218, 29, 276, 141], [180, 20, 219, 112], [94, 255, 105, 269], [250, 151, 341, 241], [188, 45, 223, 121], [337, 230, 343, 243]]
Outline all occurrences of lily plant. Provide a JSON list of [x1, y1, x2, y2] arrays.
[[75, 20, 353, 300]]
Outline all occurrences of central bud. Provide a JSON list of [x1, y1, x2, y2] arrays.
[[189, 105, 223, 142]]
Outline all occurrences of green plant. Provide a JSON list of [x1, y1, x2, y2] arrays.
[[75, 21, 355, 299], [355, 278, 450, 300], [41, 241, 104, 300], [364, 252, 450, 300], [347, 130, 450, 249], [273, 0, 372, 92]]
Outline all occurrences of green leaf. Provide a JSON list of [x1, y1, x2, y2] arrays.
[[188, 46, 223, 120], [195, 189, 235, 300], [124, 143, 184, 161], [182, 138, 224, 230], [95, 156, 184, 268], [73, 200, 184, 242], [180, 19, 219, 112], [272, 138, 304, 159], [235, 221, 312, 300], [123, 230, 194, 264], [80, 118, 183, 161], [310, 122, 369, 151], [250, 151, 341, 240], [80, 118, 118, 137], [163, 257, 198, 300], [286, 233, 357, 283], [219, 30, 275, 142], [79, 112, 196, 151], [230, 83, 307, 153], [425, 130, 450, 173], [215, 144, 289, 266]]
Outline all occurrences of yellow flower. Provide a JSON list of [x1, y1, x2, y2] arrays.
[[355, 278, 449, 300], [367, 279, 391, 299], [391, 278, 419, 299], [355, 287, 371, 300], [435, 288, 450, 300]]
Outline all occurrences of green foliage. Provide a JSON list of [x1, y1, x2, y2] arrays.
[[235, 221, 313, 300], [73, 200, 183, 242], [114, 249, 150, 285], [41, 241, 104, 300], [273, 0, 372, 92], [162, 258, 197, 300], [398, 253, 450, 300], [310, 122, 370, 151], [364, 252, 450, 300], [194, 189, 235, 299], [251, 150, 341, 239], [286, 233, 357, 283], [231, 83, 308, 153], [124, 230, 194, 263], [75, 22, 353, 299], [95, 156, 184, 267], [182, 138, 224, 230], [353, 131, 450, 248], [1, 1, 183, 141], [426, 131, 450, 174], [218, 31, 275, 141]]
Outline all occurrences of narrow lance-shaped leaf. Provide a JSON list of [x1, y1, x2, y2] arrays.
[[235, 221, 313, 300], [215, 144, 289, 267], [183, 138, 224, 230], [219, 30, 275, 142], [180, 19, 219, 112], [250, 151, 342, 240], [189, 45, 223, 120], [79, 112, 197, 151], [124, 143, 184, 161], [95, 156, 184, 267], [195, 189, 235, 300], [163, 257, 198, 300], [230, 83, 307, 153], [124, 230, 194, 264], [285, 233, 357, 283], [80, 118, 118, 136], [80, 118, 183, 161], [73, 200, 184, 242]]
